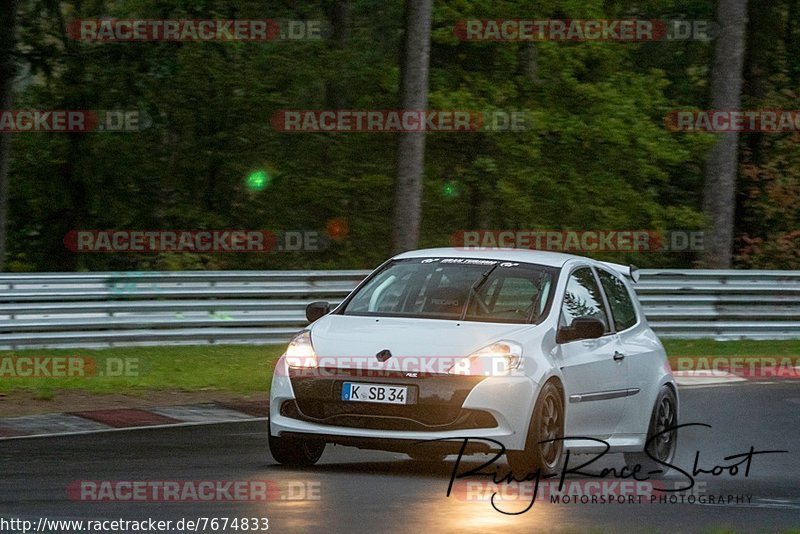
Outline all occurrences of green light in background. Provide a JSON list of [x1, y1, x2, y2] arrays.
[[246, 170, 271, 191], [442, 180, 460, 198]]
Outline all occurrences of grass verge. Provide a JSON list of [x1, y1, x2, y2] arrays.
[[0, 340, 797, 398], [0, 345, 284, 398], [662, 339, 800, 368]]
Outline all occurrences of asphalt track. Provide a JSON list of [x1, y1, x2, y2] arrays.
[[1, 382, 799, 533]]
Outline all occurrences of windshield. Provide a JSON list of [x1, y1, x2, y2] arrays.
[[342, 258, 558, 324]]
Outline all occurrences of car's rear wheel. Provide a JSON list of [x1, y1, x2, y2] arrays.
[[506, 380, 564, 477], [268, 430, 325, 466], [624, 386, 678, 474]]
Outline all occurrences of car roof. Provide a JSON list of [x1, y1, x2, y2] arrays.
[[392, 247, 591, 268]]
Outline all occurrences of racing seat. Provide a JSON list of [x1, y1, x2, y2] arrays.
[[423, 287, 466, 316]]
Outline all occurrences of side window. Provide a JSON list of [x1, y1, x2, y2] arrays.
[[347, 268, 415, 313], [598, 269, 638, 331], [560, 268, 609, 332]]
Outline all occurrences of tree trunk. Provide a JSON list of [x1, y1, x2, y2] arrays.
[[787, 0, 800, 88], [702, 0, 748, 268], [516, 42, 541, 85], [0, 0, 19, 271], [325, 0, 350, 109], [391, 0, 432, 254]]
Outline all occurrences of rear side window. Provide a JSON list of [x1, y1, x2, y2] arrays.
[[598, 269, 638, 331], [560, 267, 610, 332]]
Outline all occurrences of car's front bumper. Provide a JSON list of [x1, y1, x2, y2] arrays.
[[269, 357, 538, 452]]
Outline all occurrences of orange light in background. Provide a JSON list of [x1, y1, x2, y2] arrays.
[[326, 218, 349, 242]]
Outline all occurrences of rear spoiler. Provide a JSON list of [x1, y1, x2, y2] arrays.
[[598, 262, 640, 283]]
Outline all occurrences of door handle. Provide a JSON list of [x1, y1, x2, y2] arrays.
[[613, 351, 625, 362]]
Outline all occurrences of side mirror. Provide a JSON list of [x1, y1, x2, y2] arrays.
[[556, 316, 605, 344], [306, 301, 331, 323]]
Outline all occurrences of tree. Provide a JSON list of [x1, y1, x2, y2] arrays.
[[391, 0, 432, 254], [702, 0, 749, 268], [0, 0, 19, 271], [735, 1, 800, 268], [325, 0, 351, 109]]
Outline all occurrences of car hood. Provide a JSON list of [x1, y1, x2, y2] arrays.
[[308, 314, 535, 359]]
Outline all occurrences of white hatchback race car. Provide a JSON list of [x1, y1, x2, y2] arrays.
[[268, 248, 678, 475]]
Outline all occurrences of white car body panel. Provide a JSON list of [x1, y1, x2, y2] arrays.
[[269, 248, 677, 455]]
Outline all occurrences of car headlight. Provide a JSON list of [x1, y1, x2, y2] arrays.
[[447, 340, 523, 376], [284, 330, 318, 368]]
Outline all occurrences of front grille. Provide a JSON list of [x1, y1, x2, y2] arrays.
[[280, 399, 497, 431], [284, 368, 497, 431]]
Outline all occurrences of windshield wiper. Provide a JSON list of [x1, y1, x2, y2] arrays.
[[460, 263, 499, 320]]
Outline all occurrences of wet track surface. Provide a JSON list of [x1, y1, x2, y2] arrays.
[[1, 382, 799, 533]]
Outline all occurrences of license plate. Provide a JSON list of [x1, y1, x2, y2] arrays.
[[341, 382, 410, 405]]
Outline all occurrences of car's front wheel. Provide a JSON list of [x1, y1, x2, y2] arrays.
[[506, 380, 564, 477], [268, 430, 325, 466], [624, 386, 678, 474]]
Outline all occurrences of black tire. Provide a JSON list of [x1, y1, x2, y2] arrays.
[[624, 386, 678, 475], [268, 430, 325, 466], [507, 381, 564, 477]]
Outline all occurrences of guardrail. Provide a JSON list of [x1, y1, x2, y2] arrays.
[[636, 270, 800, 339], [1, 269, 798, 349]]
